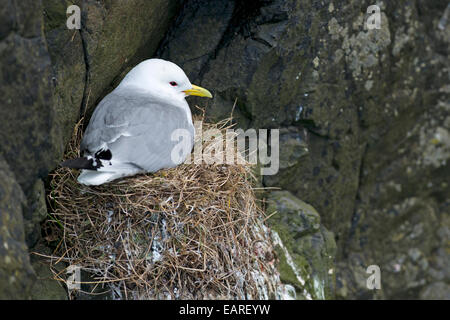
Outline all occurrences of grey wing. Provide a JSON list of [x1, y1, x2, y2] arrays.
[[80, 92, 131, 153], [81, 92, 194, 172]]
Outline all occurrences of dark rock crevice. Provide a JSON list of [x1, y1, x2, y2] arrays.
[[78, 14, 90, 120]]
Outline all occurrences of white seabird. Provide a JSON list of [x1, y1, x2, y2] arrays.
[[61, 58, 212, 185]]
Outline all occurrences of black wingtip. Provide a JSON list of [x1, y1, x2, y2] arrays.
[[60, 157, 100, 170]]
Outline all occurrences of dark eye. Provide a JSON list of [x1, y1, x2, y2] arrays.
[[170, 81, 178, 86]]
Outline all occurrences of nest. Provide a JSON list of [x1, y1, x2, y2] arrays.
[[44, 112, 285, 299]]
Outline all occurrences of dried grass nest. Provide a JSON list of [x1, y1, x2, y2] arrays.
[[44, 112, 286, 299]]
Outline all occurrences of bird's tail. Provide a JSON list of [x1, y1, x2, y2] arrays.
[[60, 157, 100, 170]]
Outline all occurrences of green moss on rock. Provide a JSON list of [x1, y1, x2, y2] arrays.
[[266, 191, 336, 299]]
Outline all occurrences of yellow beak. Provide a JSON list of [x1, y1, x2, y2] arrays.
[[184, 84, 213, 98]]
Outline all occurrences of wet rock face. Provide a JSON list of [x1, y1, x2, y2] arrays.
[[79, 0, 183, 116], [0, 0, 181, 298], [158, 0, 449, 298], [1, 0, 58, 193], [0, 157, 35, 299]]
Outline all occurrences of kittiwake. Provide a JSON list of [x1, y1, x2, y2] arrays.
[[61, 58, 212, 185]]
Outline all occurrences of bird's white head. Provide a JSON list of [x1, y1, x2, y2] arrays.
[[118, 58, 212, 101]]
